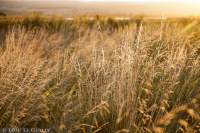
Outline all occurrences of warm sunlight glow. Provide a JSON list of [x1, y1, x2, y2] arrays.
[[81, 0, 200, 3]]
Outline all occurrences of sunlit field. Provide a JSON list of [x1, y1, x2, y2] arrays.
[[0, 14, 200, 133]]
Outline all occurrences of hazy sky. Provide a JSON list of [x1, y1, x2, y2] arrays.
[[2, 0, 200, 17], [81, 0, 200, 2], [12, 0, 200, 3]]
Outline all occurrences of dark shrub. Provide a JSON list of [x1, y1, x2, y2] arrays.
[[0, 11, 6, 17]]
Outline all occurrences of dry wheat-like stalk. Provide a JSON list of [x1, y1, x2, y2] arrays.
[[0, 17, 200, 133]]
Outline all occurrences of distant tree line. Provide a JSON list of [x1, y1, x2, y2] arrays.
[[0, 11, 6, 17]]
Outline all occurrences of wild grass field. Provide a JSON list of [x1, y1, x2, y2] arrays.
[[0, 14, 200, 133]]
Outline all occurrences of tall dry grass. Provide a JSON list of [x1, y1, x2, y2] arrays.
[[0, 17, 200, 133]]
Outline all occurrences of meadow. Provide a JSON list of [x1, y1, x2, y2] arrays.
[[0, 14, 200, 133]]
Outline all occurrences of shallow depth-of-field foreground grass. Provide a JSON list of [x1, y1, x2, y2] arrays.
[[0, 16, 200, 133]]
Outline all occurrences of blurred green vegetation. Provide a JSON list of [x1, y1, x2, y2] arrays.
[[0, 13, 146, 32], [1, 13, 200, 32]]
